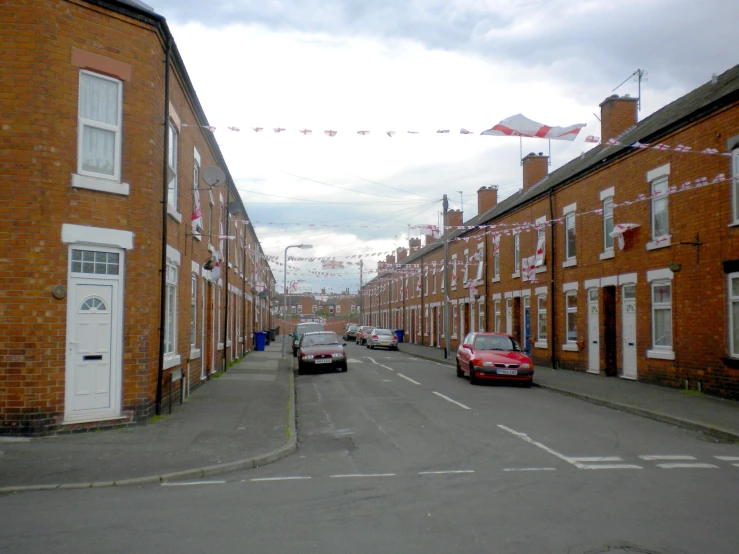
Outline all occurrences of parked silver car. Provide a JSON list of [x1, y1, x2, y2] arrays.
[[366, 328, 398, 350]]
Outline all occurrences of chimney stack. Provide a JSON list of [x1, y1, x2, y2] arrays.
[[409, 237, 422, 251], [599, 94, 638, 143], [396, 247, 407, 262], [522, 152, 549, 192], [477, 185, 498, 216], [385, 254, 395, 264], [445, 209, 463, 232]]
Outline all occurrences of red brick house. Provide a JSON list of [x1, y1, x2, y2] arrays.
[[1, 0, 274, 435], [363, 66, 739, 400]]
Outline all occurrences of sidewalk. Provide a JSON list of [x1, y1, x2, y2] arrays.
[[0, 341, 296, 493], [398, 341, 739, 442]]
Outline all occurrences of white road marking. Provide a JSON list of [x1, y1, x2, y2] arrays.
[[347, 358, 363, 363], [330, 473, 396, 478], [639, 455, 697, 461], [249, 476, 312, 482], [714, 456, 739, 461], [367, 357, 378, 364], [379, 364, 395, 371], [432, 391, 471, 410], [570, 456, 624, 462], [503, 467, 556, 472], [418, 470, 475, 475], [581, 464, 643, 470], [733, 463, 739, 468], [161, 481, 226, 486], [657, 463, 719, 469], [497, 424, 584, 468], [398, 373, 421, 385]]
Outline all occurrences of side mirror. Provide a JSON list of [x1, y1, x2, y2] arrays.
[[289, 333, 293, 337], [462, 344, 474, 353]]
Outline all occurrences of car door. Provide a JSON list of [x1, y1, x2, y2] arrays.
[[458, 333, 473, 370]]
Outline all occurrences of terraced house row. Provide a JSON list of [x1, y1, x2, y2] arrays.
[[362, 65, 739, 400], [1, 0, 275, 435]]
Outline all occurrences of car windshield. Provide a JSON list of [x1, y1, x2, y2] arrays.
[[302, 333, 341, 347], [473, 335, 521, 352], [296, 324, 322, 336]]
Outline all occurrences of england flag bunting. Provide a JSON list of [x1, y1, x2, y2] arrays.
[[481, 114, 586, 142]]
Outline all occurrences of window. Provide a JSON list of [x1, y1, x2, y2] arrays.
[[537, 295, 547, 342], [513, 234, 520, 276], [463, 250, 469, 284], [652, 176, 669, 240], [494, 300, 501, 332], [651, 281, 672, 349], [478, 299, 485, 332], [535, 216, 546, 267], [167, 120, 179, 209], [70, 249, 119, 275], [730, 274, 739, 357], [297, 305, 303, 314], [351, 305, 355, 313], [565, 291, 577, 343], [452, 254, 458, 289], [165, 259, 178, 354], [603, 197, 614, 251], [312, 305, 317, 313], [190, 273, 197, 347], [733, 149, 739, 223], [425, 268, 429, 295], [475, 244, 484, 281], [356, 305, 360, 314], [492, 235, 500, 280], [291, 306, 297, 314], [336, 305, 341, 314], [565, 212, 576, 260], [452, 304, 458, 337], [77, 71, 122, 181], [329, 306, 334, 313]]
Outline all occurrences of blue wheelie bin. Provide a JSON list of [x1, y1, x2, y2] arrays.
[[254, 331, 266, 351], [395, 329, 404, 343]]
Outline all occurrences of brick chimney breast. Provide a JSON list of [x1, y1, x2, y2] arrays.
[[409, 237, 422, 251], [446, 209, 463, 231], [396, 247, 407, 262], [477, 185, 498, 216], [522, 152, 549, 192], [386, 254, 395, 264], [599, 94, 638, 143]]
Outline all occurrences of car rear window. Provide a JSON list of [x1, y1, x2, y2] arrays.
[[296, 323, 323, 335], [375, 329, 392, 336]]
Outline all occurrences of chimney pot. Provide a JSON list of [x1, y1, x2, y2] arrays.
[[600, 93, 638, 141]]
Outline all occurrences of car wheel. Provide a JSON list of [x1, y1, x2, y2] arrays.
[[341, 364, 348, 373], [456, 361, 464, 378], [523, 379, 533, 388], [297, 362, 304, 375], [469, 366, 478, 385], [370, 345, 374, 349]]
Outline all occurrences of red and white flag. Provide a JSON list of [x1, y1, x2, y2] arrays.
[[252, 127, 263, 132], [324, 130, 337, 137], [460, 128, 473, 134], [481, 114, 586, 141], [437, 129, 450, 134], [299, 129, 312, 135], [357, 130, 370, 135], [585, 135, 600, 143], [273, 127, 286, 133], [227, 126, 240, 132]]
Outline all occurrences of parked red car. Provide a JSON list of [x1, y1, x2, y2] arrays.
[[456, 332, 533, 387], [355, 325, 374, 345], [297, 331, 348, 375]]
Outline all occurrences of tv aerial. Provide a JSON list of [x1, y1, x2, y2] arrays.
[[613, 69, 647, 111]]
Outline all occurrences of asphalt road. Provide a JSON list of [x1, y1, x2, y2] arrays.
[[2, 344, 738, 554]]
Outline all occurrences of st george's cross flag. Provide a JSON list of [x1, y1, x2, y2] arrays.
[[482, 114, 586, 141]]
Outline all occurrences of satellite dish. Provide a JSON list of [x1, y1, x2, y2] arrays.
[[202, 166, 226, 188]]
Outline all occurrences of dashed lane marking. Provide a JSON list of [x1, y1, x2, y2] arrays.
[[657, 463, 719, 469], [570, 456, 624, 463], [347, 358, 364, 363], [581, 464, 643, 470], [379, 364, 395, 372], [714, 456, 739, 461], [248, 476, 312, 482], [503, 468, 556, 472], [398, 373, 421, 385], [432, 391, 471, 410], [418, 470, 475, 475], [639, 455, 697, 461], [330, 473, 396, 478], [161, 481, 226, 486]]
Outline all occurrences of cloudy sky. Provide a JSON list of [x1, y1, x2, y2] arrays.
[[150, 0, 736, 294]]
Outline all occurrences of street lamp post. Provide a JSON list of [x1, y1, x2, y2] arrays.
[[282, 244, 313, 358]]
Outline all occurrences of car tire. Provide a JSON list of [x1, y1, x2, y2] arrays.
[[297, 362, 304, 375], [341, 364, 348, 373], [456, 361, 464, 378], [370, 345, 374, 349], [523, 379, 533, 388], [469, 366, 478, 385]]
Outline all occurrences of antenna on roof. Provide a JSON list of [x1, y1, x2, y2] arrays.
[[613, 69, 647, 111]]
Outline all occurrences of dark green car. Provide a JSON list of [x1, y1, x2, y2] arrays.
[[291, 322, 324, 357], [343, 324, 360, 341]]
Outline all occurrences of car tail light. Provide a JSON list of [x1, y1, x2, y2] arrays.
[[372, 335, 378, 339]]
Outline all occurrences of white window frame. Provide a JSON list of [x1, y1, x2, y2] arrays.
[[351, 305, 356, 313], [513, 233, 520, 278], [452, 303, 458, 338], [493, 235, 500, 281], [452, 254, 458, 290], [462, 249, 469, 285], [297, 305, 303, 314], [291, 306, 297, 314], [646, 164, 671, 249], [651, 176, 669, 240], [329, 306, 334, 314], [425, 267, 429, 295], [648, 277, 674, 360], [494, 299, 501, 332], [74, 70, 129, 195], [478, 298, 485, 332], [564, 203, 577, 266], [164, 246, 181, 368], [729, 272, 739, 358], [167, 119, 179, 211], [603, 196, 614, 252], [733, 149, 739, 224], [312, 305, 317, 313], [336, 304, 341, 314], [536, 294, 548, 348], [534, 215, 547, 270], [190, 272, 198, 348], [563, 290, 578, 350], [475, 243, 484, 281]]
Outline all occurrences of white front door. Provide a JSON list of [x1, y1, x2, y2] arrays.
[[66, 270, 121, 421], [588, 288, 600, 373], [622, 285, 637, 379], [506, 299, 513, 335]]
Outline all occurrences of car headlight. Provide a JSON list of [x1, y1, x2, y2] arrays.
[[520, 363, 531, 369], [482, 361, 494, 367], [332, 353, 345, 358], [302, 354, 314, 360]]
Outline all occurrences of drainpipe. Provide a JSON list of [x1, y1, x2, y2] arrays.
[[420, 259, 425, 346], [548, 188, 557, 369], [156, 35, 172, 416], [222, 185, 230, 372]]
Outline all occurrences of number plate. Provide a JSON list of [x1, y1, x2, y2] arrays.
[[315, 359, 332, 364], [496, 369, 517, 375]]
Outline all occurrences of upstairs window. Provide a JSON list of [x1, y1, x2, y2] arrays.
[[730, 273, 739, 358], [167, 120, 179, 209], [78, 71, 122, 181], [603, 197, 614, 251], [565, 212, 576, 260], [513, 234, 520, 276], [652, 176, 669, 240], [475, 243, 484, 281], [733, 148, 739, 224]]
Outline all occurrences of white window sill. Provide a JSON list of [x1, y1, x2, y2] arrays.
[[190, 348, 201, 360], [511, 271, 520, 279], [535, 266, 547, 274], [646, 237, 672, 250], [163, 354, 181, 369], [167, 204, 182, 223], [647, 349, 675, 360], [729, 221, 739, 228], [239, 337, 243, 343], [192, 232, 202, 241], [491, 276, 500, 283], [72, 173, 130, 196], [217, 343, 224, 351], [562, 343, 579, 352], [599, 250, 615, 260], [226, 340, 232, 347], [562, 258, 577, 268], [535, 340, 548, 349]]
